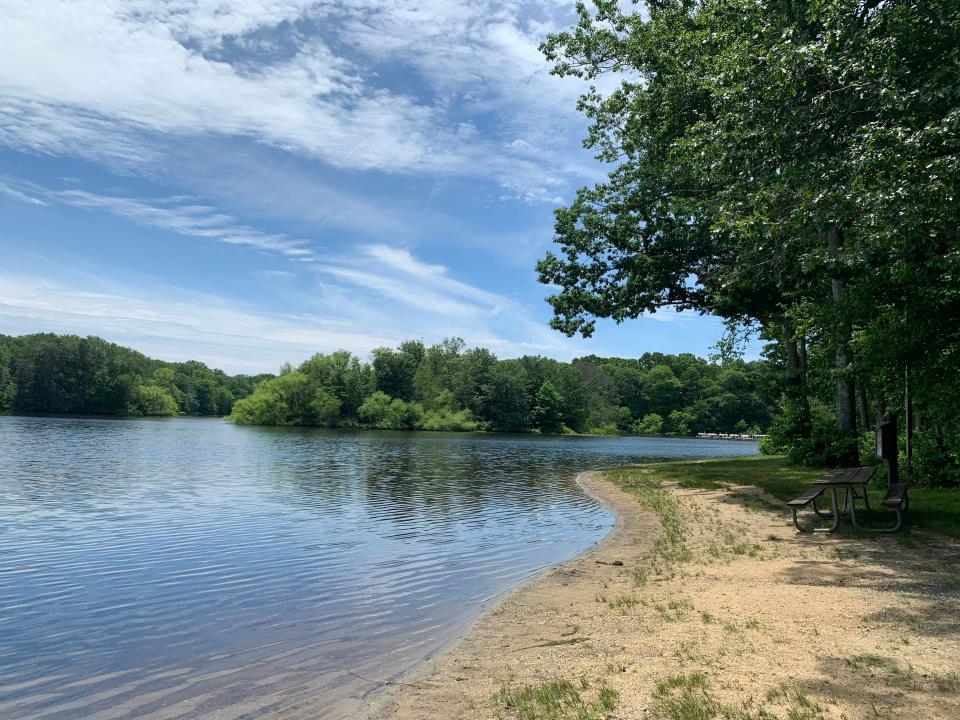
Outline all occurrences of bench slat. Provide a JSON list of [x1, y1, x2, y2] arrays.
[[883, 484, 907, 507], [788, 487, 825, 506]]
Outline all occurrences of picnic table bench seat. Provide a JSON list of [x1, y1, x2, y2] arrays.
[[787, 486, 825, 507], [791, 466, 876, 533], [788, 486, 833, 532], [871, 483, 909, 532], [883, 483, 908, 509]]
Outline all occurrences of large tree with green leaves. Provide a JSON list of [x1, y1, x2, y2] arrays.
[[537, 0, 960, 472]]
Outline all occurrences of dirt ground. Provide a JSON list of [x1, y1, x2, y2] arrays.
[[365, 471, 960, 720]]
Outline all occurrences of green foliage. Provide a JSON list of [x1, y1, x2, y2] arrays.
[[911, 431, 960, 489], [761, 400, 859, 467], [357, 391, 423, 430], [2, 334, 778, 437], [634, 412, 664, 436], [0, 333, 266, 417], [418, 408, 479, 432], [532, 380, 566, 434], [538, 0, 960, 481], [127, 383, 178, 416]]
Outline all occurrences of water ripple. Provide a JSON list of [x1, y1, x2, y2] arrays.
[[0, 416, 756, 719]]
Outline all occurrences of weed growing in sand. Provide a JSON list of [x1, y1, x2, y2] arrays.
[[934, 672, 960, 692], [650, 674, 829, 720], [494, 679, 617, 720], [842, 654, 960, 692], [607, 470, 692, 571], [656, 598, 693, 622], [608, 595, 639, 612]]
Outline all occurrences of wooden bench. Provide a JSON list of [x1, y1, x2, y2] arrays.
[[883, 483, 908, 509], [866, 482, 909, 532], [788, 486, 829, 532]]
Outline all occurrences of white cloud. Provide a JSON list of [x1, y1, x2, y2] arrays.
[[0, 178, 46, 206], [0, 0, 602, 201], [0, 267, 581, 374], [0, 272, 397, 373], [1, 178, 315, 259]]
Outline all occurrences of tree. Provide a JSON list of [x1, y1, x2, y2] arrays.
[[532, 381, 566, 434], [537, 0, 960, 469], [635, 413, 664, 436], [484, 361, 530, 432], [128, 383, 178, 416], [372, 345, 419, 401]]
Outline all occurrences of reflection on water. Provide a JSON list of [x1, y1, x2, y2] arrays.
[[0, 416, 757, 719]]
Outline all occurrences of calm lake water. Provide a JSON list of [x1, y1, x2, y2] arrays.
[[0, 416, 757, 719]]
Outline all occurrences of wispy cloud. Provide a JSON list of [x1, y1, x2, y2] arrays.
[[0, 178, 46, 206], [0, 0, 601, 201], [0, 272, 396, 373], [1, 178, 315, 259], [0, 266, 581, 373]]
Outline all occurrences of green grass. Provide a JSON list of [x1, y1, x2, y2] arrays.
[[650, 674, 828, 720], [608, 594, 640, 612], [606, 455, 960, 539], [494, 679, 617, 720]]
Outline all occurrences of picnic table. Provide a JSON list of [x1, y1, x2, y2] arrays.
[[789, 466, 908, 534]]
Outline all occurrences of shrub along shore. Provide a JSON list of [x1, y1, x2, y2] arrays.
[[370, 456, 960, 720]]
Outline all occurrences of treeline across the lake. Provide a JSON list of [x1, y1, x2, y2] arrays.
[[0, 334, 270, 417], [227, 338, 777, 435], [0, 332, 777, 435]]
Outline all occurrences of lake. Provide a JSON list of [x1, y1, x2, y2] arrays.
[[0, 416, 757, 719]]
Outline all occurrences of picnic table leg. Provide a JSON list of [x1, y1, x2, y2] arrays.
[[850, 490, 904, 533], [813, 488, 841, 534], [811, 496, 835, 519]]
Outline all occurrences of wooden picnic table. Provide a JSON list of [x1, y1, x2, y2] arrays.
[[810, 467, 876, 533], [788, 467, 877, 534]]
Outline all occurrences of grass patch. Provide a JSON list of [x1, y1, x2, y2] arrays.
[[494, 679, 617, 720], [608, 455, 960, 540], [651, 674, 827, 720], [841, 653, 960, 692], [656, 598, 693, 622], [608, 594, 639, 612]]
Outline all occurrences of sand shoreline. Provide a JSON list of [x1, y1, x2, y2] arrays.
[[365, 471, 656, 719], [366, 466, 960, 720]]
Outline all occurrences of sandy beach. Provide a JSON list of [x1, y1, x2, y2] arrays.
[[367, 468, 960, 719]]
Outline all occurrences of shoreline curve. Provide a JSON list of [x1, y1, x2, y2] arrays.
[[364, 470, 658, 720]]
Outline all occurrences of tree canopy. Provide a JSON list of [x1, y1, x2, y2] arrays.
[[537, 0, 960, 483], [227, 338, 777, 435], [0, 334, 270, 417]]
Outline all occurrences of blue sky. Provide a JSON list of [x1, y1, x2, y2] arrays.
[[0, 0, 728, 374]]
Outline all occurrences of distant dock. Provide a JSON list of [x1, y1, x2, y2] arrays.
[[696, 432, 766, 441]]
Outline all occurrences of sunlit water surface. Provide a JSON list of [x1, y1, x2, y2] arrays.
[[0, 416, 757, 719]]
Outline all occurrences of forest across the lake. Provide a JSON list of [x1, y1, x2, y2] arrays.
[[0, 333, 776, 437]]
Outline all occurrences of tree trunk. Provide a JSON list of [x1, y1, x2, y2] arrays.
[[857, 381, 870, 433], [783, 324, 811, 437], [828, 225, 857, 441]]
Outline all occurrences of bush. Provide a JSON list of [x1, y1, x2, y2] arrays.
[[589, 422, 621, 435], [761, 399, 857, 466], [911, 431, 960, 488], [357, 391, 423, 429], [418, 408, 480, 432], [633, 412, 664, 435]]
